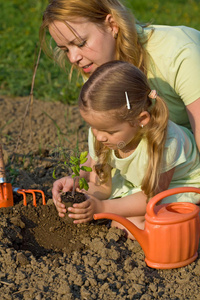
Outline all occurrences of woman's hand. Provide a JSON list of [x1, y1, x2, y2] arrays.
[[52, 176, 74, 217], [67, 193, 103, 224]]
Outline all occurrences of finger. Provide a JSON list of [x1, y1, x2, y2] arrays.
[[53, 197, 60, 206], [58, 207, 67, 214], [58, 212, 66, 218], [68, 209, 92, 220], [53, 198, 66, 209], [68, 213, 93, 223], [52, 177, 71, 198], [68, 206, 88, 214], [72, 199, 91, 209], [73, 218, 92, 224]]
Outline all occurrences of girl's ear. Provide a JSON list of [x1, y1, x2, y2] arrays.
[[138, 111, 151, 127], [105, 14, 119, 38]]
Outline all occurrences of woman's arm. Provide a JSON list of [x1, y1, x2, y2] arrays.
[[186, 97, 200, 153]]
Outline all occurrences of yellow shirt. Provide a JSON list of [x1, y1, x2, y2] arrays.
[[139, 25, 200, 130]]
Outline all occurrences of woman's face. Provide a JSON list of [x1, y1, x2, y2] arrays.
[[49, 16, 118, 75]]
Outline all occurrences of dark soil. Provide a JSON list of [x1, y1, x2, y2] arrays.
[[61, 191, 87, 223], [61, 191, 87, 205], [0, 95, 200, 299]]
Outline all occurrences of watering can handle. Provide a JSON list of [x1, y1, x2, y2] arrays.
[[147, 187, 200, 218], [0, 144, 6, 182]]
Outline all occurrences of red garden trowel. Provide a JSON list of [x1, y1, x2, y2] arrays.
[[0, 144, 46, 208], [0, 144, 13, 207]]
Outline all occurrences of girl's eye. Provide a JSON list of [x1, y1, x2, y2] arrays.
[[78, 40, 86, 48]]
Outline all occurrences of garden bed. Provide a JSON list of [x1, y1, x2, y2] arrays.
[[0, 96, 199, 299]]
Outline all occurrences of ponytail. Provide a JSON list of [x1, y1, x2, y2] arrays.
[[141, 95, 169, 198]]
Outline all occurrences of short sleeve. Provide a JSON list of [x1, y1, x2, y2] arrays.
[[162, 122, 187, 172], [88, 127, 98, 161], [173, 44, 200, 105]]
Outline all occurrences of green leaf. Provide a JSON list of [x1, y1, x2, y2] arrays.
[[81, 166, 92, 172], [70, 156, 79, 165], [79, 178, 84, 190], [80, 157, 87, 164], [80, 151, 88, 161], [79, 177, 89, 191], [52, 169, 57, 179], [83, 178, 89, 191], [70, 156, 76, 161], [71, 166, 79, 176]]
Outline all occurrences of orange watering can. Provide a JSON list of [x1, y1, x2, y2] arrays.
[[94, 187, 200, 269]]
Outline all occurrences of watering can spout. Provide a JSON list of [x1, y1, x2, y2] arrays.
[[93, 213, 148, 252]]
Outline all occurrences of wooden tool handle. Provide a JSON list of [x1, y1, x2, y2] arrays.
[[0, 144, 6, 182]]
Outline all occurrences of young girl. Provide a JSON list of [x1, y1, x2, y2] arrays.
[[53, 61, 200, 239], [40, 0, 200, 153]]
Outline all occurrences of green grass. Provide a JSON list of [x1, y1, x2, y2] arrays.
[[126, 0, 200, 28], [0, 0, 199, 104]]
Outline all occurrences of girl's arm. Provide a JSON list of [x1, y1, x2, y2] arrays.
[[52, 153, 111, 217], [69, 168, 175, 223], [80, 154, 112, 199], [186, 97, 200, 153]]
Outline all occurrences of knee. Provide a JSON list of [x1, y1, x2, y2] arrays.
[[111, 220, 136, 240]]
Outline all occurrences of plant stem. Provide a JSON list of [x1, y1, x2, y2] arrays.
[[72, 177, 76, 197]]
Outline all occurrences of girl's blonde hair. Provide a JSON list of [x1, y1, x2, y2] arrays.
[[79, 61, 169, 198], [39, 0, 151, 78]]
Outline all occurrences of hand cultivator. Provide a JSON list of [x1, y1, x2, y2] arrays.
[[0, 144, 46, 208]]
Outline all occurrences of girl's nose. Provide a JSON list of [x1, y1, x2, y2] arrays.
[[93, 129, 107, 142], [67, 48, 82, 65], [96, 133, 107, 142]]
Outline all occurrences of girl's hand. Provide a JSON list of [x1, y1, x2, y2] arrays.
[[67, 194, 103, 224], [52, 176, 74, 217]]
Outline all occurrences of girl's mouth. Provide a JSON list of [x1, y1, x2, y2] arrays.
[[83, 63, 93, 73], [104, 143, 115, 149]]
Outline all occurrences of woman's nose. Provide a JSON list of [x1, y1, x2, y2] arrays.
[[67, 48, 82, 65]]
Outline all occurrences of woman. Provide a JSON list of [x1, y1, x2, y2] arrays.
[[39, 0, 200, 207]]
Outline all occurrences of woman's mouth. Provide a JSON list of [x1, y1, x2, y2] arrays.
[[83, 63, 93, 73]]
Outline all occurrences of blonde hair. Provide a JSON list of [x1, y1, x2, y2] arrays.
[[39, 0, 151, 78], [79, 61, 169, 198]]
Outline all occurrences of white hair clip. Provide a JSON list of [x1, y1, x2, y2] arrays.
[[125, 91, 131, 109], [148, 90, 157, 99]]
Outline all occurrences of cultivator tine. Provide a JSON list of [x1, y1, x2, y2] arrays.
[[0, 144, 46, 208], [13, 188, 46, 207]]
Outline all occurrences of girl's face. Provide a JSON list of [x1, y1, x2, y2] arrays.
[[80, 109, 140, 152], [49, 16, 118, 75]]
